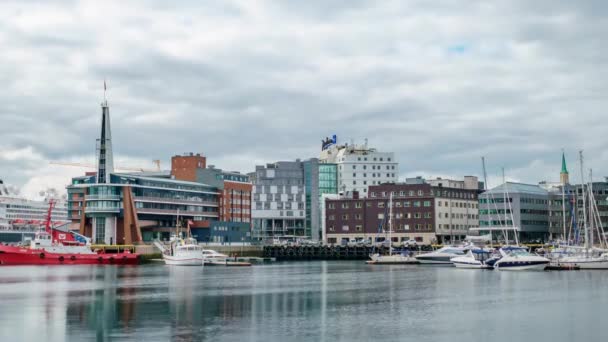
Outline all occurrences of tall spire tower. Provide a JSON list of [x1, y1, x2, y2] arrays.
[[96, 81, 114, 184], [560, 151, 569, 185]]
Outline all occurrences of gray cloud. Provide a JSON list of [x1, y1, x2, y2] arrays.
[[1, 0, 607, 197]]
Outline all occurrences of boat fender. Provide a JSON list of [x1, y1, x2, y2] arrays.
[[39, 253, 45, 259], [97, 257, 103, 263], [70, 256, 76, 261], [59, 256, 64, 262], [109, 257, 115, 264]]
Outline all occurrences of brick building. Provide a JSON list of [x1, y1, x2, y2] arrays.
[[171, 153, 206, 182], [323, 177, 481, 245]]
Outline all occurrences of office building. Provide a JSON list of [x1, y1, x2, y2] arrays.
[[250, 159, 338, 241], [319, 138, 398, 197], [323, 177, 480, 244]]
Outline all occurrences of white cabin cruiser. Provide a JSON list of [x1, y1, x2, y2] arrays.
[[161, 237, 204, 266], [451, 248, 498, 269], [156, 213, 204, 266], [493, 246, 549, 271], [415, 246, 467, 264]]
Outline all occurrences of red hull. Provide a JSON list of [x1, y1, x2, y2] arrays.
[[0, 245, 140, 266]]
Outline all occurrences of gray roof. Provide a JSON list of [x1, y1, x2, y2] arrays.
[[483, 182, 548, 195], [112, 173, 214, 188]]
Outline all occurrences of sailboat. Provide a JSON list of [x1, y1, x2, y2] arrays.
[[366, 193, 418, 264], [155, 211, 204, 266], [554, 152, 608, 269]]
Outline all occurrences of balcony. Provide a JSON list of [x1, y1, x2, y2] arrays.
[[134, 196, 218, 207], [85, 195, 121, 201], [135, 208, 219, 217], [85, 207, 120, 214]]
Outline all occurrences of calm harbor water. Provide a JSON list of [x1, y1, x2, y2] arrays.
[[0, 261, 606, 341]]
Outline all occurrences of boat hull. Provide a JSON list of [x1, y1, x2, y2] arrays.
[[557, 259, 608, 270], [0, 245, 139, 266], [163, 255, 203, 266], [415, 257, 454, 265], [494, 261, 548, 271], [451, 260, 493, 269]]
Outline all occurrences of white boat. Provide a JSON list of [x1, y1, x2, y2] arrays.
[[548, 153, 608, 270], [157, 211, 204, 266], [450, 248, 497, 269], [162, 238, 204, 266], [554, 247, 608, 269], [557, 254, 608, 269], [367, 251, 417, 265], [415, 246, 467, 264], [202, 249, 229, 263], [493, 246, 549, 271], [366, 194, 418, 265], [202, 249, 251, 266]]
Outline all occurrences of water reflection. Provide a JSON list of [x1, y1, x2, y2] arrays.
[[1, 262, 608, 341]]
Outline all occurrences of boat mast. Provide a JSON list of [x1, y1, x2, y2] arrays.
[[388, 192, 393, 256], [176, 208, 181, 239], [481, 157, 492, 247], [562, 184, 567, 243], [502, 168, 518, 245], [579, 151, 589, 249], [502, 168, 509, 244], [589, 169, 594, 249]]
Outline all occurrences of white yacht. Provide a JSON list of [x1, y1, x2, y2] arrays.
[[554, 247, 608, 269], [366, 193, 417, 265], [202, 249, 229, 263], [161, 237, 204, 266], [367, 250, 417, 265], [155, 213, 204, 266], [450, 248, 498, 269], [202, 249, 251, 266], [493, 246, 549, 271], [415, 246, 467, 264]]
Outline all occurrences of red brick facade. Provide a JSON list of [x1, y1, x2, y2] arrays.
[[171, 154, 206, 182], [220, 181, 252, 223]]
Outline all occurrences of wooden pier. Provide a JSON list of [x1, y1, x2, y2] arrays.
[[263, 245, 432, 261]]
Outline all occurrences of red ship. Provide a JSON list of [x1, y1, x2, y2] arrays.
[[0, 200, 139, 266]]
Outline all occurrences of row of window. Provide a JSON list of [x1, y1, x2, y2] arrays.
[[328, 223, 430, 232], [351, 172, 396, 178], [329, 200, 432, 209], [438, 224, 477, 230], [438, 213, 478, 219], [438, 201, 478, 209], [329, 212, 433, 220], [350, 165, 396, 170], [371, 190, 476, 200]]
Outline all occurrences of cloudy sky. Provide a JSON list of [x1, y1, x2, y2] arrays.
[[1, 0, 607, 198]]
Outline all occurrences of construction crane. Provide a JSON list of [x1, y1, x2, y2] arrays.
[[50, 160, 161, 172]]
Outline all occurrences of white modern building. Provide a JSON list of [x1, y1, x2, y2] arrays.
[[250, 161, 307, 241], [319, 140, 398, 197]]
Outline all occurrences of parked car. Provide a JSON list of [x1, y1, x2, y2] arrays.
[[403, 239, 418, 247]]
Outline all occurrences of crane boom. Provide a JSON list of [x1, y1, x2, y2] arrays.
[[49, 161, 158, 172]]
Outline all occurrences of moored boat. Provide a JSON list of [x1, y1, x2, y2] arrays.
[[493, 246, 549, 271], [450, 248, 497, 269], [415, 246, 467, 264], [0, 201, 139, 266]]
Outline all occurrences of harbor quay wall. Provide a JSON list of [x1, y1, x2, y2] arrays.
[[134, 243, 545, 261], [135, 244, 265, 257]]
